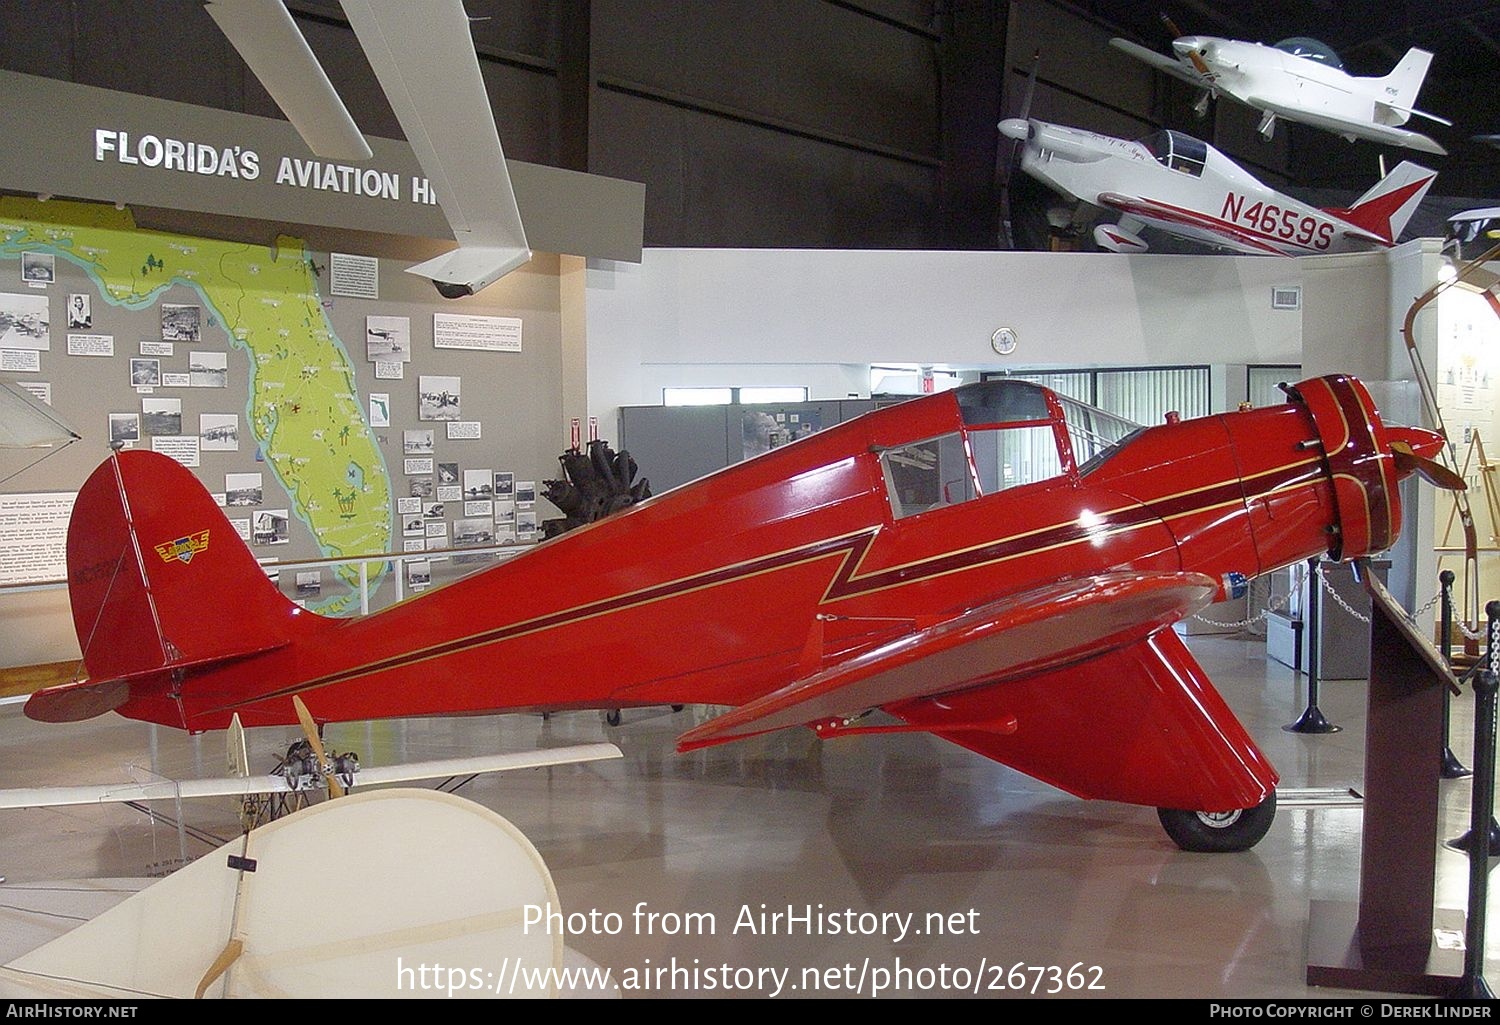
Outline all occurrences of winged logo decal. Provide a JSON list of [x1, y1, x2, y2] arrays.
[[155, 530, 211, 565]]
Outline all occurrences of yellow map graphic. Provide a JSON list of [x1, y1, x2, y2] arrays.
[[0, 198, 390, 613]]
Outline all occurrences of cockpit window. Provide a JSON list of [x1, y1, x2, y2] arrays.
[[1139, 130, 1207, 178], [1272, 37, 1345, 70], [956, 379, 1051, 426], [969, 426, 1065, 494], [880, 433, 976, 519], [1055, 394, 1141, 469], [880, 383, 1143, 518]]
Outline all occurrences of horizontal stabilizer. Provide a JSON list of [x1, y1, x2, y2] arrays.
[[0, 743, 621, 809], [677, 571, 1217, 752]]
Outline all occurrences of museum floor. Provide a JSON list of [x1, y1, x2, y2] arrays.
[[0, 633, 1492, 999]]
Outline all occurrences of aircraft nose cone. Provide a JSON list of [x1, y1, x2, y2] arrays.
[[1388, 425, 1445, 464], [998, 118, 1030, 141]]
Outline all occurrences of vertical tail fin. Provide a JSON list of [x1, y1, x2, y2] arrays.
[[1324, 161, 1436, 245], [31, 451, 315, 723], [1374, 48, 1434, 125]]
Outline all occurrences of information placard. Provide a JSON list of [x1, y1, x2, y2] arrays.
[[433, 313, 521, 353], [0, 492, 76, 584]]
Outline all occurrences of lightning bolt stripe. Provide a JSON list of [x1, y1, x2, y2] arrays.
[[218, 454, 1326, 709]]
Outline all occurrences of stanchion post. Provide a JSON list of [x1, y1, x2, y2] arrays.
[[1286, 557, 1341, 734], [1452, 601, 1500, 999], [1440, 570, 1472, 779]]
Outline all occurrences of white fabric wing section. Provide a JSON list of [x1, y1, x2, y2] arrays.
[[341, 0, 531, 286], [204, 0, 372, 161], [0, 376, 78, 449]]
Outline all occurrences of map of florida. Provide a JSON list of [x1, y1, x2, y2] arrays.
[[0, 197, 391, 612]]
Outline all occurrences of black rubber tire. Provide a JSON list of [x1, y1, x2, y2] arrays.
[[671, 704, 684, 713], [605, 709, 622, 727], [1157, 791, 1277, 853]]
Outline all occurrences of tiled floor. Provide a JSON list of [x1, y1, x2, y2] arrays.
[[0, 633, 1492, 998]]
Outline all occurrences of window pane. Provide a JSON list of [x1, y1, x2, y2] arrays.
[[1096, 367, 1209, 423], [881, 433, 975, 519], [970, 425, 1064, 495], [1248, 366, 1299, 408], [739, 387, 808, 404], [664, 387, 733, 406]]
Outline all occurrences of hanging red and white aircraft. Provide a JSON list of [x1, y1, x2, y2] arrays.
[[1109, 30, 1450, 155], [23, 374, 1461, 853], [998, 115, 1436, 255]]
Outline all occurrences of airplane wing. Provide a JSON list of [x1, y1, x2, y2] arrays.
[[894, 627, 1276, 812], [208, 0, 531, 296], [340, 0, 531, 294], [203, 0, 371, 161], [1248, 97, 1447, 155], [0, 743, 621, 810], [1109, 38, 1208, 88], [675, 571, 1217, 752], [0, 376, 80, 449]]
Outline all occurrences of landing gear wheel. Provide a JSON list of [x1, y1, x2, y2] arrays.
[[605, 709, 621, 727], [671, 704, 684, 713], [1157, 791, 1276, 853]]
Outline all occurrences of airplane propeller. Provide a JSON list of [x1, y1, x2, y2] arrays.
[[1161, 13, 1212, 78], [292, 695, 344, 799], [997, 51, 1041, 250], [1390, 439, 1468, 492]]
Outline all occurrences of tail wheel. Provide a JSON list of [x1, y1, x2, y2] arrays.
[[1157, 790, 1277, 853]]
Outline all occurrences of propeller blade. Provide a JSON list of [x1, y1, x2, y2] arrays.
[[194, 937, 243, 999], [1160, 14, 1212, 77], [1017, 50, 1039, 123], [1391, 441, 1468, 491], [292, 695, 344, 799]]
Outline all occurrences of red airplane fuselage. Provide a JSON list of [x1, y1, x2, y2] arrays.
[[37, 374, 1437, 823]]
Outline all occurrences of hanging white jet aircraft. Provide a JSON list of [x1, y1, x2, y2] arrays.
[[997, 117, 1436, 256], [1109, 32, 1451, 155]]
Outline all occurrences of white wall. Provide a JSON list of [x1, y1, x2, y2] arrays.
[[586, 248, 1309, 427], [1296, 240, 1443, 611], [587, 242, 1447, 612]]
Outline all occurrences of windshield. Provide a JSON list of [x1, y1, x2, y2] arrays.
[[1055, 394, 1141, 475], [1272, 37, 1345, 70], [1139, 130, 1207, 177]]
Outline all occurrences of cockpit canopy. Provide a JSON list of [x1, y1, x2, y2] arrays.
[[1139, 130, 1207, 178], [1272, 37, 1345, 70], [879, 380, 1140, 520]]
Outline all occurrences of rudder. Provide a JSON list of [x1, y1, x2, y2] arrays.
[[1327, 161, 1436, 245], [61, 451, 305, 691], [1376, 48, 1433, 120]]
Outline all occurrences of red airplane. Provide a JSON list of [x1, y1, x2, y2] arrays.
[[29, 374, 1452, 853]]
